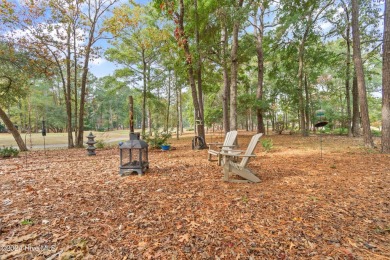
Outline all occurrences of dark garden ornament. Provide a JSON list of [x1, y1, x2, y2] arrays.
[[86, 132, 96, 156]]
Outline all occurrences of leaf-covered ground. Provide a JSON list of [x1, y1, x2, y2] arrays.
[[1, 132, 389, 259]]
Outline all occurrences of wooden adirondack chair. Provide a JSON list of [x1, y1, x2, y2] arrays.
[[220, 133, 263, 183], [207, 130, 238, 166]]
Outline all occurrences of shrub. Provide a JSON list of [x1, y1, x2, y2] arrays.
[[0, 146, 19, 158], [143, 131, 172, 149], [371, 129, 381, 137], [331, 127, 348, 135], [95, 140, 105, 149], [261, 138, 273, 152]]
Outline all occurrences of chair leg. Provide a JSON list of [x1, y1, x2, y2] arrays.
[[223, 161, 230, 181], [231, 167, 260, 183]]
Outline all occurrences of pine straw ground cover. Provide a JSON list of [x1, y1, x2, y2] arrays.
[[0, 132, 389, 259]]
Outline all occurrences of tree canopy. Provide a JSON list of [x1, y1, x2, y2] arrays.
[[0, 0, 388, 152]]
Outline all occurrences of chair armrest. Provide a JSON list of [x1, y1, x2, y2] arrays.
[[220, 151, 242, 156], [218, 145, 236, 150], [220, 151, 256, 158], [221, 149, 244, 153], [234, 154, 256, 158]]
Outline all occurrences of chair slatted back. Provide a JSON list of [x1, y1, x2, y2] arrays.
[[221, 130, 238, 150], [239, 133, 263, 168]]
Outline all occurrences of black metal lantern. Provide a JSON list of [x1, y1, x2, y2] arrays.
[[119, 132, 149, 176]]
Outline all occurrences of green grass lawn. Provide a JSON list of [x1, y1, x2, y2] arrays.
[[1, 128, 215, 148], [0, 130, 133, 147]]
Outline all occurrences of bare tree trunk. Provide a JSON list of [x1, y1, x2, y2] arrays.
[[230, 0, 244, 131], [66, 25, 74, 148], [345, 38, 352, 137], [245, 111, 249, 131], [166, 69, 171, 132], [76, 0, 118, 147], [129, 96, 134, 132], [147, 108, 152, 135], [341, 0, 353, 137], [147, 66, 152, 136], [304, 74, 311, 133], [351, 0, 374, 148], [0, 106, 27, 151], [141, 49, 147, 136], [76, 32, 93, 146], [176, 75, 180, 139], [76, 48, 90, 147], [230, 21, 238, 131], [345, 7, 353, 136], [18, 101, 23, 133], [352, 76, 360, 136], [221, 25, 230, 134], [177, 0, 206, 146], [194, 0, 204, 124], [284, 112, 288, 130], [340, 94, 344, 129], [298, 43, 307, 136], [73, 26, 78, 142], [382, 0, 390, 153], [254, 2, 265, 134], [178, 80, 183, 135]]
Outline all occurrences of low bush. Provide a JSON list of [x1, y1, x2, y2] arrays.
[[261, 138, 273, 152], [331, 127, 348, 135], [95, 140, 105, 149], [371, 129, 381, 137], [0, 146, 19, 158], [143, 131, 172, 149]]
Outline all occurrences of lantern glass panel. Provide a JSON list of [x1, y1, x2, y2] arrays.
[[131, 149, 141, 166], [142, 149, 147, 165], [121, 149, 128, 166]]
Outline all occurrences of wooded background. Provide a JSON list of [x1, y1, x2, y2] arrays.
[[0, 0, 389, 152]]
